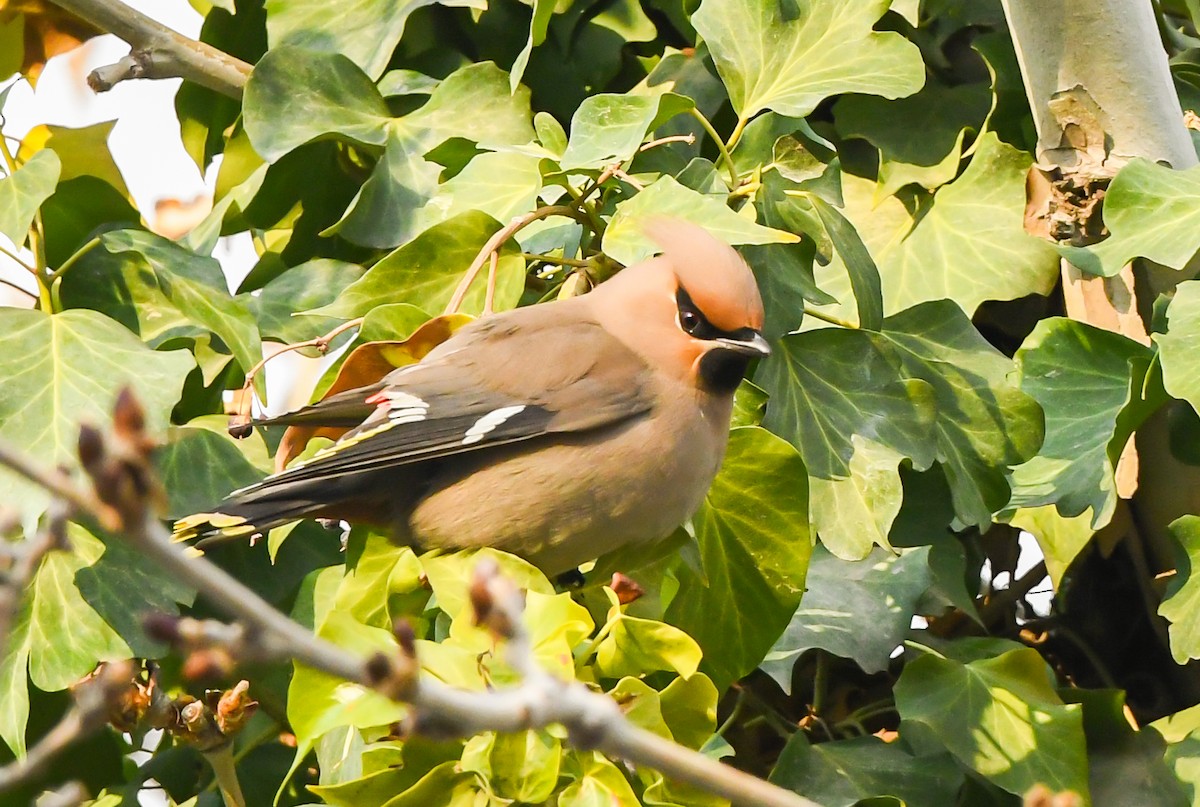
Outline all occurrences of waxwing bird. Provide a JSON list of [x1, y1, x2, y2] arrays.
[[174, 219, 770, 575]]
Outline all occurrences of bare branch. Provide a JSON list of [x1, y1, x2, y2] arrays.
[[0, 397, 825, 807], [48, 0, 251, 99], [0, 662, 134, 793]]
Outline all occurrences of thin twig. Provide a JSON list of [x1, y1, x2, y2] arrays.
[[47, 0, 251, 99], [483, 250, 499, 316], [0, 275, 37, 302], [444, 206, 591, 315], [233, 317, 364, 426], [610, 167, 645, 191], [0, 662, 133, 793], [0, 243, 38, 276]]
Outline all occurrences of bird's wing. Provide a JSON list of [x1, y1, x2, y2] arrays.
[[236, 313, 656, 487]]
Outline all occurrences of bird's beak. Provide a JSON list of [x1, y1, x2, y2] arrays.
[[715, 332, 771, 357]]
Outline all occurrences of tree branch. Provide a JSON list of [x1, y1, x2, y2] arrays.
[[0, 393, 825, 807], [48, 0, 251, 99]]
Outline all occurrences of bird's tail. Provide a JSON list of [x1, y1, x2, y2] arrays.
[[172, 475, 336, 547]]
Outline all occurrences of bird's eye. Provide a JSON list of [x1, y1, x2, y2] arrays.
[[680, 308, 701, 334]]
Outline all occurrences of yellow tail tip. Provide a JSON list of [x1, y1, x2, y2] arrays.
[[172, 512, 255, 543]]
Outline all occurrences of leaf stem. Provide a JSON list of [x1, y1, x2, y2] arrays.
[[725, 116, 750, 155], [803, 306, 858, 329], [48, 236, 102, 283], [688, 108, 738, 189], [204, 746, 247, 807], [0, 243, 37, 276]]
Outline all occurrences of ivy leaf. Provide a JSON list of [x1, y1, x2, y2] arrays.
[[314, 212, 525, 319], [415, 151, 544, 234], [762, 545, 931, 688], [0, 147, 60, 242], [1159, 516, 1200, 664], [1010, 318, 1162, 529], [770, 734, 963, 807], [244, 46, 391, 161], [1061, 159, 1200, 277], [596, 589, 703, 680], [100, 231, 263, 390], [1010, 506, 1095, 590], [693, 0, 924, 121], [560, 92, 690, 170], [252, 259, 367, 345], [329, 63, 535, 249], [807, 438, 906, 559], [156, 417, 271, 519], [894, 646, 1090, 801], [511, 0, 556, 91], [560, 752, 641, 807], [666, 427, 811, 690], [0, 308, 193, 529], [879, 132, 1059, 315], [833, 80, 990, 199], [807, 193, 883, 330], [264, 0, 487, 80], [604, 176, 798, 266], [880, 302, 1044, 531], [1157, 280, 1200, 418], [757, 326, 936, 557], [1063, 689, 1187, 807]]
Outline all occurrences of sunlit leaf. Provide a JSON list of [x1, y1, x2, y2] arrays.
[[0, 147, 59, 242], [693, 0, 924, 121]]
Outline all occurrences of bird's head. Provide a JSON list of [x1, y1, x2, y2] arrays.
[[592, 219, 770, 395]]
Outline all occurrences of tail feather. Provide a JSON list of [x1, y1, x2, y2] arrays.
[[172, 468, 398, 546]]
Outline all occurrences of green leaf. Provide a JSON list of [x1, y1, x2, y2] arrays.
[[894, 646, 1090, 801], [1010, 318, 1161, 529], [252, 259, 367, 344], [328, 121, 442, 249], [0, 308, 194, 528], [770, 734, 963, 807], [287, 611, 409, 760], [693, 0, 924, 121], [882, 132, 1058, 315], [1063, 689, 1187, 807], [807, 438, 905, 559], [1157, 280, 1200, 418], [757, 326, 936, 556], [666, 427, 811, 690], [511, 0, 556, 91], [265, 0, 483, 81], [157, 418, 271, 519], [1010, 505, 1095, 590], [833, 80, 990, 198], [416, 151, 543, 233], [100, 230, 263, 387], [329, 63, 535, 249], [315, 211, 526, 318], [763, 545, 930, 687], [0, 147, 60, 243], [27, 525, 133, 690], [596, 589, 703, 680], [244, 45, 391, 162], [381, 760, 484, 807], [487, 730, 561, 802], [1061, 159, 1200, 277], [1159, 516, 1200, 664], [559, 752, 641, 807], [807, 194, 883, 330], [810, 135, 1059, 321], [1153, 705, 1200, 806], [560, 92, 687, 170], [881, 302, 1044, 530], [604, 176, 798, 266]]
